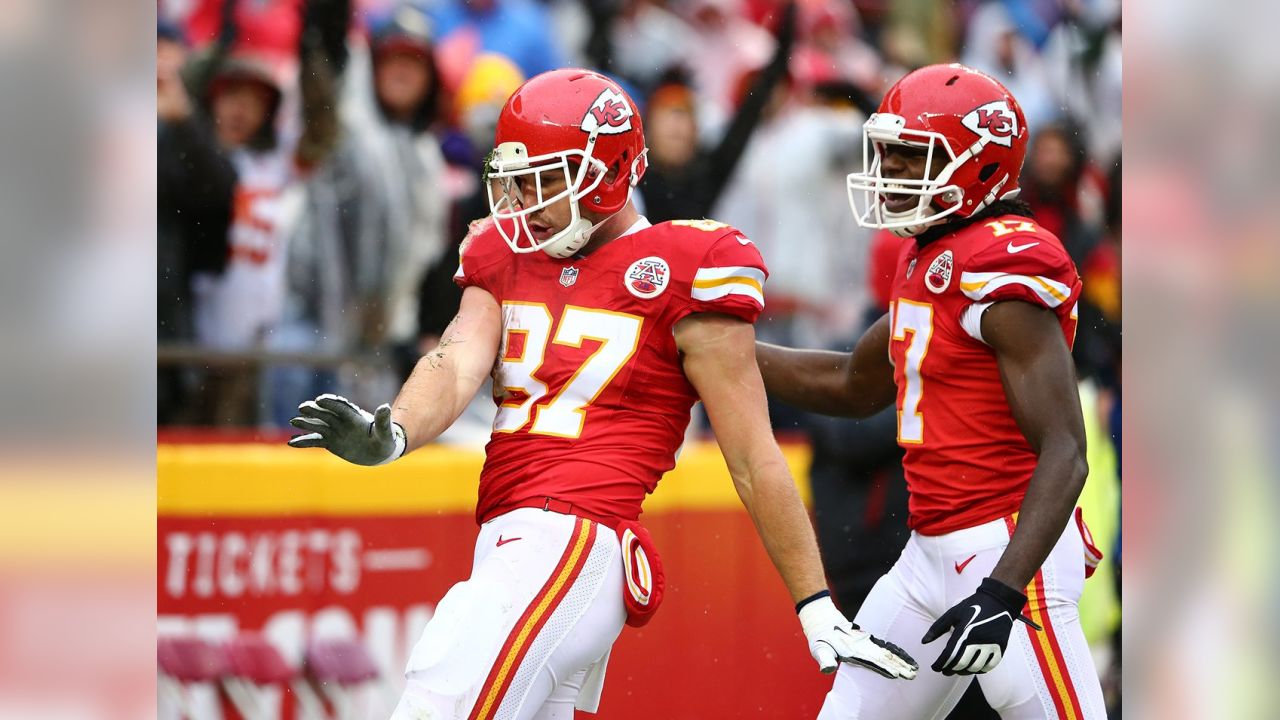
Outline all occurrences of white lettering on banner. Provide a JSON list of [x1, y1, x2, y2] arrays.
[[163, 528, 423, 600], [220, 532, 248, 597], [265, 609, 307, 666], [312, 606, 360, 643], [331, 530, 362, 594], [194, 533, 217, 597], [279, 530, 303, 595], [252, 533, 273, 592], [306, 530, 330, 594], [363, 547, 433, 572], [165, 533, 193, 598]]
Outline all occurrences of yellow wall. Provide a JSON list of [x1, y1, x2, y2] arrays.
[[158, 442, 813, 516]]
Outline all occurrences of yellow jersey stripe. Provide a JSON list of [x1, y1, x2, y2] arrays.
[[690, 283, 765, 306], [958, 273, 1069, 307], [693, 265, 766, 284], [692, 275, 764, 293]]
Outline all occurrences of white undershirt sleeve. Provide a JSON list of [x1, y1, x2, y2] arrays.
[[960, 301, 995, 344]]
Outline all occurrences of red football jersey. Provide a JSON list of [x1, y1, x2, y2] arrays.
[[887, 216, 1082, 535], [455, 217, 767, 526]]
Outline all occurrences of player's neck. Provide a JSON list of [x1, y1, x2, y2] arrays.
[[575, 202, 640, 258]]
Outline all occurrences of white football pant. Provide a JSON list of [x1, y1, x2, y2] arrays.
[[819, 515, 1107, 719], [390, 508, 624, 720]]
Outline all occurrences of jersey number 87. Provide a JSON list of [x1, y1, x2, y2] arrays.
[[494, 302, 643, 438]]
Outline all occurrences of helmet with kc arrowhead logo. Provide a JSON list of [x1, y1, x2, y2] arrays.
[[847, 63, 1028, 237], [486, 69, 649, 258]]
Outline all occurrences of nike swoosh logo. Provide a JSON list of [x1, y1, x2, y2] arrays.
[[954, 554, 977, 574], [496, 535, 522, 547], [1007, 241, 1039, 253], [736, 235, 753, 245]]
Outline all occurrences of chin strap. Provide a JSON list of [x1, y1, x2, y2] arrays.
[[541, 217, 595, 258], [886, 208, 942, 238], [541, 198, 629, 258]]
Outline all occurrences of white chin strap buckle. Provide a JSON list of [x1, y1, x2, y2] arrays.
[[542, 218, 593, 258]]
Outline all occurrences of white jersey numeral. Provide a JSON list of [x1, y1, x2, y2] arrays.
[[494, 303, 643, 438], [892, 299, 934, 444], [494, 303, 553, 433]]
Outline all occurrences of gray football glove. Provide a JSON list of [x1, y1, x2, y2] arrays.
[[799, 593, 919, 679], [288, 393, 406, 466]]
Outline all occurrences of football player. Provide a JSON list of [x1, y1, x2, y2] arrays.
[[755, 63, 1108, 718], [288, 69, 917, 720]]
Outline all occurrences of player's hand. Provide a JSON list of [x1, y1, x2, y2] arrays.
[[799, 594, 918, 679], [922, 577, 1041, 676], [288, 394, 406, 466]]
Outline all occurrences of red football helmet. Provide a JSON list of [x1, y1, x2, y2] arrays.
[[847, 63, 1029, 237], [486, 69, 649, 258]]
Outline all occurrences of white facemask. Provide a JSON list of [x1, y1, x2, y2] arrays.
[[846, 113, 972, 238], [486, 131, 618, 258]]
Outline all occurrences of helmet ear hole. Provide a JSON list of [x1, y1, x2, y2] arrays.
[[604, 160, 621, 185], [978, 162, 999, 182]]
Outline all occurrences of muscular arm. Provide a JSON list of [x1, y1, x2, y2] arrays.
[[983, 301, 1089, 590], [754, 313, 897, 418], [676, 313, 826, 603], [392, 285, 502, 452]]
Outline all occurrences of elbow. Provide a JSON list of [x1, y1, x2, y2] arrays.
[[728, 455, 788, 507], [1035, 437, 1088, 499], [1057, 442, 1089, 496], [840, 399, 878, 420], [1069, 452, 1089, 492], [1036, 429, 1089, 493], [729, 471, 760, 513], [838, 372, 890, 420], [728, 465, 756, 502], [836, 397, 891, 421]]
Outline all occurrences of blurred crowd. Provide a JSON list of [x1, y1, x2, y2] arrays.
[[157, 0, 1121, 713], [157, 0, 1120, 429]]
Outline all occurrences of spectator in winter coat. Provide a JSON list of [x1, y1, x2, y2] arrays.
[[268, 7, 452, 424], [157, 21, 237, 424]]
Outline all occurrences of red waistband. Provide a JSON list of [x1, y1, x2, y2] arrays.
[[486, 497, 626, 531]]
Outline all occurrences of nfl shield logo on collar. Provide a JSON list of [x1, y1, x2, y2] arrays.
[[560, 266, 580, 287]]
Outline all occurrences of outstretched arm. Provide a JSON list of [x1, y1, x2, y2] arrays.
[[676, 312, 917, 679], [289, 285, 501, 463], [392, 285, 502, 452], [755, 313, 896, 417]]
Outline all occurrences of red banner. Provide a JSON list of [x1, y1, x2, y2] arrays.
[[158, 511, 831, 718], [158, 442, 831, 718]]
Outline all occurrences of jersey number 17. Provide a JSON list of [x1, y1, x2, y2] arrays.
[[891, 299, 934, 445]]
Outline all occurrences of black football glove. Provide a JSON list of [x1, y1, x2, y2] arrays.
[[921, 577, 1041, 676]]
